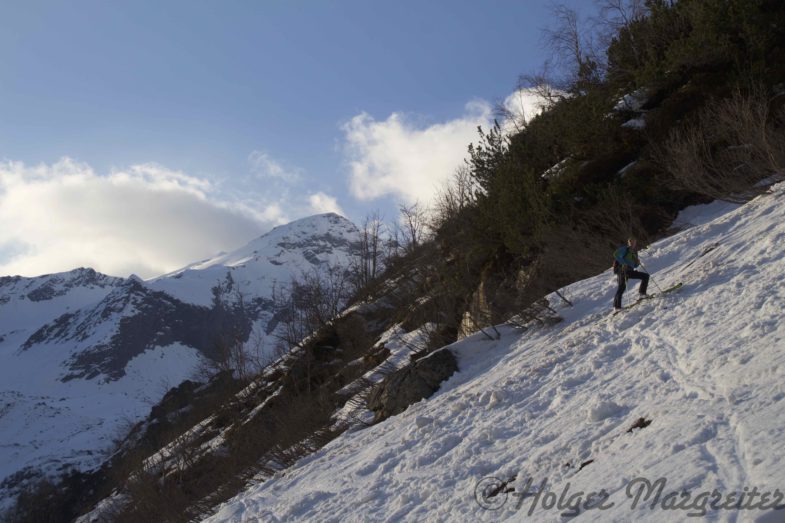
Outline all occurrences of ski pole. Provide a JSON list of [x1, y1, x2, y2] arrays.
[[638, 260, 663, 293]]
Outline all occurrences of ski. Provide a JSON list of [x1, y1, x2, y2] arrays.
[[659, 282, 683, 294], [612, 282, 683, 314]]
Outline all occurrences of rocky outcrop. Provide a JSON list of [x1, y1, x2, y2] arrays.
[[458, 260, 540, 339], [366, 349, 458, 423]]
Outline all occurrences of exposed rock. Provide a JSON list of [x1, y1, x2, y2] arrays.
[[458, 277, 493, 340], [458, 260, 539, 339], [627, 417, 652, 433], [366, 348, 458, 423]]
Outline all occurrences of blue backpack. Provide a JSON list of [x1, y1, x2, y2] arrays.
[[612, 246, 628, 274]]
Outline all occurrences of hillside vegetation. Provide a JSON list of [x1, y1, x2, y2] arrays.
[[422, 0, 785, 337]]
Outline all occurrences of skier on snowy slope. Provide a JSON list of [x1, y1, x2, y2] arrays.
[[613, 237, 649, 310]]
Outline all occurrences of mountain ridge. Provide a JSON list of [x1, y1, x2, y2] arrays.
[[0, 212, 360, 509]]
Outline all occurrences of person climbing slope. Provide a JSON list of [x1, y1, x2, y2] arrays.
[[613, 237, 649, 310]]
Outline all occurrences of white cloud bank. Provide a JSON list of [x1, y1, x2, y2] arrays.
[[0, 89, 550, 279], [342, 89, 552, 205], [342, 100, 491, 205], [0, 158, 340, 279]]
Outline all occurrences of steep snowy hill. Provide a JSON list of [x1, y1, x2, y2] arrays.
[[0, 213, 359, 508], [204, 185, 785, 522]]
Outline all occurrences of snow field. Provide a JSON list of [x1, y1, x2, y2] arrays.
[[204, 184, 785, 522]]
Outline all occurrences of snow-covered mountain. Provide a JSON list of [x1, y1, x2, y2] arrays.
[[203, 186, 785, 522], [0, 213, 359, 507]]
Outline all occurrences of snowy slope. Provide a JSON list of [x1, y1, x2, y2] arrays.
[[204, 184, 785, 522], [0, 213, 359, 508]]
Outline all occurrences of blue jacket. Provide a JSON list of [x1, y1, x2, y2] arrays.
[[614, 245, 639, 269]]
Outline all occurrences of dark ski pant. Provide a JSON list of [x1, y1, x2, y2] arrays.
[[614, 269, 649, 309]]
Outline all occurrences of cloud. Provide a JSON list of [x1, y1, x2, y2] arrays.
[[0, 158, 289, 279], [341, 89, 554, 205], [500, 88, 556, 134], [246, 149, 347, 219], [342, 100, 492, 205], [308, 192, 344, 215], [248, 150, 303, 184]]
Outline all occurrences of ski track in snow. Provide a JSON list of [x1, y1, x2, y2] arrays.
[[203, 185, 785, 522]]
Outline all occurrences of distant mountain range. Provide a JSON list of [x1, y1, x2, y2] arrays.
[[0, 213, 359, 506]]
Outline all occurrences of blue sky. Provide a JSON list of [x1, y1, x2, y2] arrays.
[[0, 0, 587, 278]]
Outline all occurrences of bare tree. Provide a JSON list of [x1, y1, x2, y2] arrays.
[[658, 86, 785, 203], [193, 286, 257, 383], [243, 321, 278, 374], [272, 264, 352, 351], [544, 4, 583, 73], [431, 165, 478, 231], [593, 0, 647, 55], [398, 201, 430, 253], [596, 0, 646, 30], [518, 62, 566, 107], [542, 3, 603, 90], [383, 222, 404, 266], [351, 210, 385, 291]]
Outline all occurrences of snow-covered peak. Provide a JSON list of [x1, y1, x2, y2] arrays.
[[159, 213, 358, 275], [0, 267, 123, 302], [149, 213, 359, 307], [259, 212, 357, 243]]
